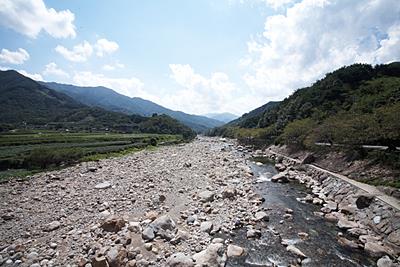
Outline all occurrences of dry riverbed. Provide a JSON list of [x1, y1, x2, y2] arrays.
[[0, 137, 398, 267]]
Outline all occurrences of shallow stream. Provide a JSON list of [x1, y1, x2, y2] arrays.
[[226, 160, 377, 267]]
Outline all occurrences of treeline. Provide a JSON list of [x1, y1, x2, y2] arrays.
[[209, 62, 400, 152]]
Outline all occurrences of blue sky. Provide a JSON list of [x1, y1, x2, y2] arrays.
[[0, 0, 399, 115]]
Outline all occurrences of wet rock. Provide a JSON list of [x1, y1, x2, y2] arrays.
[[274, 163, 286, 172], [337, 236, 360, 250], [246, 229, 261, 239], [199, 190, 215, 202], [286, 245, 306, 258], [167, 253, 194, 267], [254, 211, 269, 222], [271, 173, 289, 183], [227, 245, 244, 257], [95, 181, 112, 189], [192, 243, 226, 267], [101, 215, 126, 233]]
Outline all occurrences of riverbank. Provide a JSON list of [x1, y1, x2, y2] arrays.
[[259, 147, 400, 264], [0, 137, 398, 266]]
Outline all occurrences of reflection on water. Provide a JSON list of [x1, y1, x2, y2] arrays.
[[226, 160, 376, 267]]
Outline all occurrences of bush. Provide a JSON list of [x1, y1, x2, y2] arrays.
[[280, 118, 317, 150], [25, 148, 84, 169]]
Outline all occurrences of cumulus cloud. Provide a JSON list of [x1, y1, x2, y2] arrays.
[[0, 48, 29, 64], [17, 70, 43, 81], [263, 0, 295, 9], [55, 41, 93, 62], [73, 71, 145, 98], [95, 38, 119, 57], [0, 0, 76, 38], [166, 64, 253, 115], [102, 62, 125, 71], [43, 62, 69, 78], [242, 0, 400, 101]]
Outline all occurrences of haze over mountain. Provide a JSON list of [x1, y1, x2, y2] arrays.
[[42, 82, 224, 132], [204, 112, 238, 123]]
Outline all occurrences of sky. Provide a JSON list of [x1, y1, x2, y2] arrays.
[[0, 0, 399, 116]]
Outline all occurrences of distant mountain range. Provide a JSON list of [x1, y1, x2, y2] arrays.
[[204, 112, 238, 123], [42, 82, 224, 132], [0, 70, 196, 139]]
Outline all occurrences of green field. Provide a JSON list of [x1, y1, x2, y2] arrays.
[[0, 131, 183, 181]]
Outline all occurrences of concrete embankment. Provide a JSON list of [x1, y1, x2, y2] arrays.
[[260, 148, 400, 262]]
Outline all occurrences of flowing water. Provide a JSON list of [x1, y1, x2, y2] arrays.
[[226, 159, 377, 267]]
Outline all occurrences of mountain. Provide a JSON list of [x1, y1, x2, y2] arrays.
[[42, 82, 224, 132], [0, 70, 196, 139], [227, 101, 280, 127], [204, 112, 238, 123], [209, 62, 400, 150]]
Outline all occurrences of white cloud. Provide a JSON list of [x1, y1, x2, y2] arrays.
[[263, 0, 295, 9], [166, 64, 251, 115], [102, 62, 125, 71], [0, 48, 29, 64], [17, 70, 43, 81], [95, 38, 119, 57], [242, 0, 400, 101], [0, 0, 76, 38], [55, 41, 93, 62], [43, 62, 69, 78], [72, 71, 145, 97]]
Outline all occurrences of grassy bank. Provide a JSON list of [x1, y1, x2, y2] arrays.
[[0, 131, 184, 181]]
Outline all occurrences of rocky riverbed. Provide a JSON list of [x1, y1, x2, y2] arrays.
[[0, 137, 399, 267]]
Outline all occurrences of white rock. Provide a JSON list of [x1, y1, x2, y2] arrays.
[[227, 245, 244, 257]]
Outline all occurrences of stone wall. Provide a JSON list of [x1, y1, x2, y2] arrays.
[[264, 150, 400, 261]]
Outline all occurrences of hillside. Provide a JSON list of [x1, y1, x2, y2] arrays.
[[42, 82, 224, 132], [0, 70, 196, 139], [209, 62, 400, 187], [211, 63, 400, 145]]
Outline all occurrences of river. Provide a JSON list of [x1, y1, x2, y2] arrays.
[[226, 159, 377, 267]]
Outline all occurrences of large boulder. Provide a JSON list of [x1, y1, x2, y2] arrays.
[[101, 216, 126, 233], [151, 215, 176, 231], [227, 245, 244, 257], [106, 246, 127, 267], [355, 195, 374, 209], [193, 243, 226, 267], [271, 173, 289, 183]]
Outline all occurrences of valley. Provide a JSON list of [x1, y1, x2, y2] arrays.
[[0, 137, 398, 266]]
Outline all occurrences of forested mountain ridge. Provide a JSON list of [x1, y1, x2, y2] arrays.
[[209, 62, 400, 150], [42, 82, 224, 132], [0, 70, 196, 139]]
